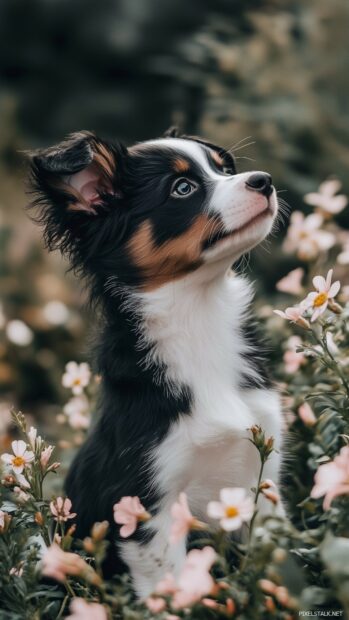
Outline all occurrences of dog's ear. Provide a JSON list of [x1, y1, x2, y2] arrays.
[[27, 131, 126, 252], [163, 126, 180, 138]]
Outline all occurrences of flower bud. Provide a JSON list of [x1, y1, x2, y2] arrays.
[[91, 520, 109, 541], [35, 511, 44, 526], [83, 537, 95, 553], [328, 299, 342, 315]]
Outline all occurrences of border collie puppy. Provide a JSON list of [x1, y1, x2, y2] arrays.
[[28, 129, 283, 597]]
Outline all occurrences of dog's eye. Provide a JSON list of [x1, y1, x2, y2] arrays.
[[171, 178, 197, 198]]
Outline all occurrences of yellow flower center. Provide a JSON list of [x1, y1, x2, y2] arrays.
[[313, 292, 328, 307], [225, 505, 239, 518], [73, 378, 81, 385], [12, 456, 25, 468]]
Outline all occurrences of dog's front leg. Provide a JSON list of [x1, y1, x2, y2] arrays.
[[119, 509, 186, 599]]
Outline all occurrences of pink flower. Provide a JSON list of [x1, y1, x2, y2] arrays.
[[311, 446, 349, 509], [145, 597, 166, 613], [0, 510, 5, 529], [207, 488, 254, 531], [283, 211, 335, 260], [42, 544, 88, 582], [66, 598, 107, 620], [276, 268, 304, 296], [283, 336, 305, 374], [169, 492, 203, 544], [1, 440, 34, 474], [172, 546, 216, 608], [113, 496, 150, 538], [273, 306, 310, 329], [302, 269, 340, 322], [304, 179, 347, 216], [41, 445, 54, 468], [10, 564, 24, 577], [62, 361, 91, 395], [50, 497, 77, 523], [155, 572, 178, 596], [298, 403, 317, 427]]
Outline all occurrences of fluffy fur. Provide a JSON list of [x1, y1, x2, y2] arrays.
[[27, 129, 284, 596]]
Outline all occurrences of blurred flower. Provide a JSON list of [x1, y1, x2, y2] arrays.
[[63, 394, 91, 429], [1, 440, 34, 474], [298, 403, 316, 427], [276, 268, 304, 295], [41, 445, 54, 468], [15, 472, 31, 489], [273, 306, 310, 329], [62, 362, 91, 395], [283, 211, 335, 260], [50, 497, 77, 523], [337, 239, 349, 265], [283, 336, 305, 373], [311, 446, 349, 510], [155, 572, 178, 596], [170, 492, 205, 544], [0, 511, 12, 533], [207, 488, 254, 531], [173, 546, 216, 608], [13, 486, 30, 502], [6, 320, 33, 346], [42, 544, 89, 582], [145, 597, 166, 613], [304, 179, 347, 216], [66, 599, 107, 620], [10, 564, 24, 578], [42, 301, 69, 325], [302, 269, 340, 322], [113, 496, 150, 538], [261, 488, 280, 504]]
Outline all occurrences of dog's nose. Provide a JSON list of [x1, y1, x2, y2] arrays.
[[246, 172, 273, 197]]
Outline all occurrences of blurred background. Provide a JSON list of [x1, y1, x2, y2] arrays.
[[0, 0, 348, 445]]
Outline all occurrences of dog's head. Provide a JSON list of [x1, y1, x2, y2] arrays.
[[28, 130, 278, 292]]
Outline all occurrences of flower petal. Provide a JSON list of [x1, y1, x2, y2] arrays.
[[329, 281, 340, 298], [12, 440, 27, 457], [312, 275, 326, 292]]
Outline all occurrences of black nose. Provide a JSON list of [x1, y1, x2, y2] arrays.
[[246, 172, 273, 197]]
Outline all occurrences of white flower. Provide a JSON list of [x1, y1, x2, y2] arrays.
[[43, 301, 69, 325], [62, 362, 91, 395], [302, 269, 340, 322], [207, 488, 254, 531], [1, 440, 34, 474], [304, 179, 347, 215], [283, 211, 335, 260], [64, 394, 91, 429], [6, 320, 33, 346]]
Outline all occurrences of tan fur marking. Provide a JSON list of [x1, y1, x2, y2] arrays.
[[211, 150, 224, 167], [127, 216, 222, 291], [173, 158, 190, 173]]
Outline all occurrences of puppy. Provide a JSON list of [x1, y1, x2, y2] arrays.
[[28, 129, 283, 597]]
